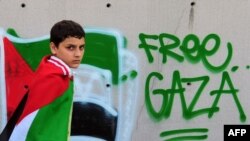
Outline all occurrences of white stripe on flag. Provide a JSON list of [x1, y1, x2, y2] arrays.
[[9, 110, 38, 141]]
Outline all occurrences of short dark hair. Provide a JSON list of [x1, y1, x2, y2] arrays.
[[50, 20, 85, 47]]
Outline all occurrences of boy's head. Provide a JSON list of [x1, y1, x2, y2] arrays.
[[50, 20, 86, 68]]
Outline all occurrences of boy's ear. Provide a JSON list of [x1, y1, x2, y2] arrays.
[[50, 42, 57, 55]]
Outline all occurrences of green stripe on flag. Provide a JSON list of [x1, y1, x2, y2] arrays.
[[26, 81, 73, 141]]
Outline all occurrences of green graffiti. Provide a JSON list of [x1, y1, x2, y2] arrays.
[[180, 34, 200, 64], [163, 135, 207, 141], [180, 33, 233, 72], [231, 66, 239, 72], [181, 73, 214, 119], [130, 70, 138, 79], [160, 128, 208, 141], [121, 75, 128, 81], [209, 71, 246, 122], [145, 72, 167, 121], [120, 70, 138, 83], [138, 33, 159, 63], [82, 32, 121, 84], [145, 70, 246, 122], [200, 35, 233, 73], [139, 33, 233, 72], [158, 33, 183, 63]]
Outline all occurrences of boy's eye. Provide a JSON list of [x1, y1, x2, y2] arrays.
[[79, 46, 85, 50], [67, 46, 75, 50]]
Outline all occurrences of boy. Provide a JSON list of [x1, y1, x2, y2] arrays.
[[9, 20, 85, 141]]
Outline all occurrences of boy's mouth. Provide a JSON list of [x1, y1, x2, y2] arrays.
[[72, 60, 81, 63]]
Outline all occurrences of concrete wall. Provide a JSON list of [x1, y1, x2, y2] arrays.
[[1, 0, 250, 140]]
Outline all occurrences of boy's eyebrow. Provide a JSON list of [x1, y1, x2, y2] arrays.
[[66, 43, 81, 46], [65, 43, 85, 48], [78, 43, 85, 47], [66, 44, 77, 47]]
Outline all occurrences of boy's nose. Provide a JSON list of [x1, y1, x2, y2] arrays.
[[74, 49, 82, 56]]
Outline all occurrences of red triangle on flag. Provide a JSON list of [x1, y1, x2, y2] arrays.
[[4, 37, 35, 119]]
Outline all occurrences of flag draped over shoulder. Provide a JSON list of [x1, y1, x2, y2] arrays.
[[9, 55, 74, 141]]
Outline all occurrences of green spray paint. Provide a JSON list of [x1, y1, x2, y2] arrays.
[[209, 71, 246, 122], [160, 128, 208, 141], [139, 33, 233, 73], [145, 70, 246, 122]]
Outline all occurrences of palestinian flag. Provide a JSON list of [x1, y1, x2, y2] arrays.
[[1, 33, 74, 141]]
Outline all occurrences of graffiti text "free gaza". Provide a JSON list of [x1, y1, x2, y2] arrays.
[[145, 70, 246, 123], [139, 33, 233, 72], [138, 33, 246, 123]]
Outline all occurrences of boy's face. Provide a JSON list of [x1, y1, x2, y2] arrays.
[[50, 36, 85, 68]]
